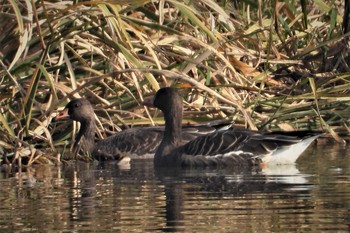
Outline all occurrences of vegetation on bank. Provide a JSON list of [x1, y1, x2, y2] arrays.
[[0, 0, 349, 166]]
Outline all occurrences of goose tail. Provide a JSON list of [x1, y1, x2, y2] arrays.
[[262, 133, 324, 165]]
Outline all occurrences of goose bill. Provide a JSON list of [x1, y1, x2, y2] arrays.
[[53, 108, 70, 121], [141, 97, 155, 107]]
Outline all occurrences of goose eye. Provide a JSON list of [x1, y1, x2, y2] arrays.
[[74, 102, 81, 108]]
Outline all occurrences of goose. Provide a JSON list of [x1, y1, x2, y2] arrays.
[[53, 98, 226, 161], [142, 87, 324, 168]]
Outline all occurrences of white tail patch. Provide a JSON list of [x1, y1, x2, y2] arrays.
[[262, 135, 319, 165]]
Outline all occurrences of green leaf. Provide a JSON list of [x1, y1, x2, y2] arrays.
[[327, 8, 337, 39], [0, 112, 15, 137]]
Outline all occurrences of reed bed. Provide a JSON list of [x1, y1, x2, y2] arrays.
[[0, 0, 349, 166]]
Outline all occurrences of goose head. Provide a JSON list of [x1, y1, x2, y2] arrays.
[[143, 87, 183, 115], [54, 98, 96, 157], [55, 99, 95, 123]]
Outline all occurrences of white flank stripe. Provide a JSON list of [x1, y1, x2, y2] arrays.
[[202, 150, 254, 159]]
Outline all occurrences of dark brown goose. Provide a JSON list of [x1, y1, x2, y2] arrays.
[[54, 98, 225, 161], [142, 87, 324, 168]]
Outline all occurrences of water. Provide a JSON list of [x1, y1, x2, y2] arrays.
[[0, 143, 349, 232]]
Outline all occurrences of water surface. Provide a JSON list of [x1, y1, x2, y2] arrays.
[[0, 143, 349, 232]]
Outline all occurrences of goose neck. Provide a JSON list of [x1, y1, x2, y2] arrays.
[[163, 109, 182, 144], [74, 119, 96, 154]]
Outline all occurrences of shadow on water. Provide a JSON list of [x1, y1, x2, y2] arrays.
[[0, 143, 349, 232]]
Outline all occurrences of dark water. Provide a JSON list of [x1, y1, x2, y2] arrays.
[[0, 143, 349, 232]]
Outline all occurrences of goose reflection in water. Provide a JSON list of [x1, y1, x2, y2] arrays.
[[151, 161, 312, 232], [0, 158, 314, 232]]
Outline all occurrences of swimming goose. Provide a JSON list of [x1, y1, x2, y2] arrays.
[[142, 87, 324, 168], [54, 98, 224, 161]]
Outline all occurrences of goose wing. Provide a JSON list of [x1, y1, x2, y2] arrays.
[[181, 124, 219, 141], [93, 127, 164, 160], [179, 129, 262, 167]]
